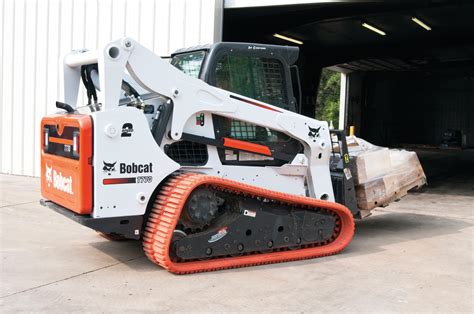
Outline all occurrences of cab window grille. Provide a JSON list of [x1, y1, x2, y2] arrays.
[[164, 141, 208, 165], [214, 55, 288, 110]]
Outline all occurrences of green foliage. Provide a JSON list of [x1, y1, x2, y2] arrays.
[[316, 68, 340, 128]]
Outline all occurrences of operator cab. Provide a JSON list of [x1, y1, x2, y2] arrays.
[[171, 42, 359, 216], [171, 42, 301, 113], [169, 43, 304, 168]]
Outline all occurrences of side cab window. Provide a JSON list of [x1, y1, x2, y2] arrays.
[[214, 54, 289, 110], [171, 51, 206, 78]]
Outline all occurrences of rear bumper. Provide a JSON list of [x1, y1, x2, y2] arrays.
[[40, 199, 143, 239]]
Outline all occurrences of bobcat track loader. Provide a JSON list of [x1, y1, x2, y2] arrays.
[[40, 38, 357, 274]]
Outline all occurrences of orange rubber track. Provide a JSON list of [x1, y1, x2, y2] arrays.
[[142, 173, 355, 274]]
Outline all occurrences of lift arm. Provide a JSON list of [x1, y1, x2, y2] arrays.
[[62, 37, 335, 201]]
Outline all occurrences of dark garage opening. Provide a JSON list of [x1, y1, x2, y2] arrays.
[[223, 0, 474, 197]]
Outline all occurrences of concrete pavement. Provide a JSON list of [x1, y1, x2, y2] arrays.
[[1, 170, 473, 312]]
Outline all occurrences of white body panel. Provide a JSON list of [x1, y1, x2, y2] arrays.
[[192, 165, 307, 196], [60, 37, 335, 218], [163, 114, 308, 196], [92, 107, 179, 218]]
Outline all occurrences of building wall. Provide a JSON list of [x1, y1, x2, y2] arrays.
[[0, 0, 223, 176]]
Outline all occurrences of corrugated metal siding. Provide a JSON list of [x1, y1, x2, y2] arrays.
[[0, 0, 223, 177]]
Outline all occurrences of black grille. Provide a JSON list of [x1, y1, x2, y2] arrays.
[[260, 58, 287, 108], [43, 125, 79, 160], [164, 141, 208, 165]]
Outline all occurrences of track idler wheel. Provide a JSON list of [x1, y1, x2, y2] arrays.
[[180, 187, 222, 231]]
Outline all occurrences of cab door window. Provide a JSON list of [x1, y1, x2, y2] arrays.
[[214, 54, 289, 110]]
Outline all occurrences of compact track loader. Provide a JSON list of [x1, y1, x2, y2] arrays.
[[40, 38, 357, 274]]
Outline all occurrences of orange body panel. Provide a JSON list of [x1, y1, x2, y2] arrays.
[[41, 114, 93, 214], [223, 137, 272, 156], [49, 137, 74, 145]]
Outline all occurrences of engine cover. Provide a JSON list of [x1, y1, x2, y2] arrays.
[[41, 114, 93, 214]]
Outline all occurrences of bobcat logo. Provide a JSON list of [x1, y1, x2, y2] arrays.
[[45, 164, 53, 187], [103, 161, 117, 175], [43, 163, 73, 194], [308, 126, 321, 139]]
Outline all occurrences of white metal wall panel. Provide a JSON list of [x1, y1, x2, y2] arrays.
[[224, 0, 329, 9], [0, 0, 223, 177]]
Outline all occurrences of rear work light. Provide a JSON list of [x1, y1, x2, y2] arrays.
[[44, 127, 49, 150], [73, 131, 80, 158]]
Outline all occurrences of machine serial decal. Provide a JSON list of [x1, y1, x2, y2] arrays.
[[243, 209, 257, 217], [343, 168, 352, 180], [208, 227, 228, 243], [121, 123, 134, 137], [45, 163, 73, 195]]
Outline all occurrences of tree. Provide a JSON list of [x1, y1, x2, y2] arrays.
[[316, 68, 340, 128]]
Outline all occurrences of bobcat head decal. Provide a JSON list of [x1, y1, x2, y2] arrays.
[[308, 126, 321, 139], [103, 161, 117, 175], [45, 164, 53, 187]]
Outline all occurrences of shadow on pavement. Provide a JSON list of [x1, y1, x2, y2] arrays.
[[350, 211, 472, 250], [87, 211, 472, 273], [416, 148, 474, 196]]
